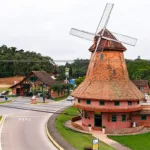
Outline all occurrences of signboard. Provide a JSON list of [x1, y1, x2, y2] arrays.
[[92, 139, 99, 150], [65, 67, 69, 77], [94, 112, 101, 115]]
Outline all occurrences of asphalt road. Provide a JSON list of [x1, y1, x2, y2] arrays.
[[0, 99, 72, 150]]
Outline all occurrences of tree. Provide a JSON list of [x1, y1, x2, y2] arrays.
[[75, 76, 85, 86]]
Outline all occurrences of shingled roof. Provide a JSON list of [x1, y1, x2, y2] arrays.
[[132, 80, 149, 87], [32, 71, 55, 86], [89, 29, 126, 52], [10, 71, 56, 88]]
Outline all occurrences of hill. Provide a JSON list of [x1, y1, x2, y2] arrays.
[[0, 45, 55, 77]]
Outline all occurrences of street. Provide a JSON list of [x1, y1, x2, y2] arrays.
[[0, 98, 72, 150]]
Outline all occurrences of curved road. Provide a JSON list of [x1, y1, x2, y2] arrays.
[[0, 99, 72, 150]]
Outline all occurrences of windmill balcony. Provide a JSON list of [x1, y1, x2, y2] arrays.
[[74, 100, 142, 113]]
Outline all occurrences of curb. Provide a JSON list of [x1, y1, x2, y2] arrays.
[[46, 122, 64, 150], [46, 107, 76, 150]]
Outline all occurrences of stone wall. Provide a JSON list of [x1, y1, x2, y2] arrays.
[[71, 122, 84, 130], [106, 125, 144, 134]]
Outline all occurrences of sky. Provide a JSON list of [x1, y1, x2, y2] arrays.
[[0, 0, 150, 63]]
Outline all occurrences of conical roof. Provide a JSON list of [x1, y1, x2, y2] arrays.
[[89, 29, 126, 52], [71, 30, 144, 101]]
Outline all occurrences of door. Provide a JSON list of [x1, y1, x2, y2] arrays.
[[94, 114, 102, 127], [16, 88, 20, 96]]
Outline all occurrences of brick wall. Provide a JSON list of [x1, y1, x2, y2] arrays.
[[106, 125, 144, 134], [71, 122, 84, 130]]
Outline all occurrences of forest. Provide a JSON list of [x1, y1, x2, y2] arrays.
[[58, 58, 150, 84], [0, 45, 54, 77], [0, 45, 150, 85]]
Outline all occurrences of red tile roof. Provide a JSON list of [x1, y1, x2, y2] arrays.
[[132, 80, 149, 87], [71, 50, 145, 101]]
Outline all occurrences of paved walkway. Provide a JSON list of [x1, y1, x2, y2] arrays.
[[92, 131, 131, 150], [65, 120, 131, 150]]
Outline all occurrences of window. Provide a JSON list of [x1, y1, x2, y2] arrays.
[[114, 101, 120, 106], [113, 69, 116, 76], [86, 100, 91, 105], [141, 114, 147, 120], [137, 101, 139, 104], [112, 115, 117, 122], [99, 101, 105, 105], [128, 101, 132, 106], [122, 114, 126, 122], [78, 99, 80, 103], [100, 54, 104, 60]]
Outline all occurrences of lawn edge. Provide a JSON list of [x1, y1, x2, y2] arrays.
[[0, 116, 3, 125], [46, 107, 76, 150]]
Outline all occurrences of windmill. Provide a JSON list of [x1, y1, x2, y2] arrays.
[[70, 3, 137, 62]]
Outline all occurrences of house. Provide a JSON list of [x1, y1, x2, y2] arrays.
[[10, 71, 64, 98], [132, 80, 149, 95]]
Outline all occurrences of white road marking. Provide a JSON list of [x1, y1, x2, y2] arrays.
[[0, 115, 7, 150], [18, 117, 31, 122]]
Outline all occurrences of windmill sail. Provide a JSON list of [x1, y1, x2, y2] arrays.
[[70, 28, 95, 41], [95, 3, 114, 35]]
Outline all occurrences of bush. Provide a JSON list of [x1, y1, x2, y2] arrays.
[[84, 146, 92, 150]]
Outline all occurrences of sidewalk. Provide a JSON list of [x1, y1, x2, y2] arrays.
[[92, 130, 131, 150]]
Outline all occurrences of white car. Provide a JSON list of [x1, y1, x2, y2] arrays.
[[67, 96, 75, 101]]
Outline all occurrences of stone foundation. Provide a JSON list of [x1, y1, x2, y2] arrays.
[[71, 122, 84, 130], [106, 125, 144, 134]]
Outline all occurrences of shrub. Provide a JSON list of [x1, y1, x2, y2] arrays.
[[88, 124, 91, 127], [84, 146, 92, 150]]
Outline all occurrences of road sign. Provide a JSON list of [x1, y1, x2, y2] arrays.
[[65, 67, 70, 77], [92, 139, 99, 150]]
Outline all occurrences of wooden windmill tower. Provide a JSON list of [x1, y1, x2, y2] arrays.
[[70, 3, 144, 132]]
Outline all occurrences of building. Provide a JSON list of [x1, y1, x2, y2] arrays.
[[10, 71, 64, 98], [71, 29, 150, 134], [132, 80, 149, 95]]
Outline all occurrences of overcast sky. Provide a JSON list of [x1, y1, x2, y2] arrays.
[[0, 0, 149, 62]]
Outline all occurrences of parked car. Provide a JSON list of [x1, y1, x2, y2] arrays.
[[67, 95, 75, 101], [1, 91, 8, 95]]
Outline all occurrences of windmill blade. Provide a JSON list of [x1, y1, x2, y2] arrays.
[[70, 28, 95, 41], [102, 32, 137, 46], [95, 3, 114, 35]]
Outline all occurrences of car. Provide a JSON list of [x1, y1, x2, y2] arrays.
[[1, 91, 8, 95], [67, 95, 75, 101]]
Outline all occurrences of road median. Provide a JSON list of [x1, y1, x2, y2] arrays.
[[46, 107, 76, 150]]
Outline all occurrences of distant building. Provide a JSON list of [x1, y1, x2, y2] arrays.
[[10, 71, 64, 98], [132, 80, 149, 95]]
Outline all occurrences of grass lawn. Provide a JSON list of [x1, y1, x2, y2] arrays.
[[0, 87, 12, 93], [54, 96, 68, 101], [56, 106, 114, 150], [0, 100, 13, 104], [0, 116, 2, 121], [109, 132, 150, 150]]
